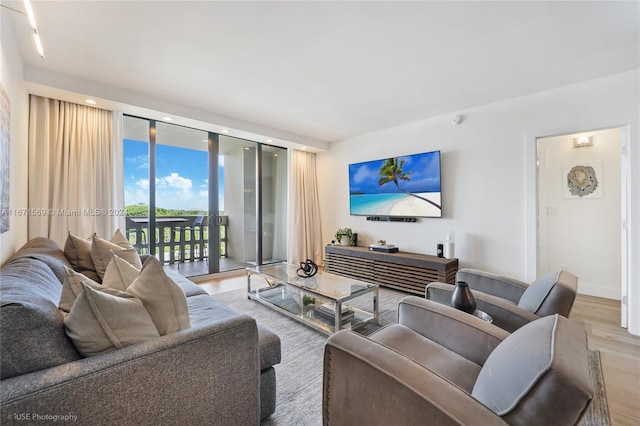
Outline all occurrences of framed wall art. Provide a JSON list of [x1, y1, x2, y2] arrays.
[[563, 162, 603, 199]]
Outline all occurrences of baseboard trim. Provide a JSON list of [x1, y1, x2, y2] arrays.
[[578, 283, 620, 300]]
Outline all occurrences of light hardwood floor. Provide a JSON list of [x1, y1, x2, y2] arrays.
[[199, 276, 640, 425], [569, 295, 640, 425]]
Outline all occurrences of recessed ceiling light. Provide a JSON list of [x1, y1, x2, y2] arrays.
[[85, 99, 96, 105], [274, 154, 278, 157], [267, 139, 273, 143], [162, 117, 173, 122], [221, 129, 229, 134], [202, 139, 208, 143], [302, 147, 308, 150]]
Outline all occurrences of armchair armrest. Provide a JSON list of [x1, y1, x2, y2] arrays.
[[426, 282, 541, 333], [457, 268, 528, 303], [323, 330, 507, 425], [1, 315, 260, 425], [398, 297, 508, 366]]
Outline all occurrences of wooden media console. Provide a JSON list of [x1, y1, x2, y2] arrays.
[[324, 245, 458, 295]]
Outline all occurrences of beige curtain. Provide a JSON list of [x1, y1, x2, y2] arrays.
[[288, 150, 323, 265], [28, 95, 124, 246]]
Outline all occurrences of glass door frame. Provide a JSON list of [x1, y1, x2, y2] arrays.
[[125, 114, 283, 276], [207, 132, 220, 274]]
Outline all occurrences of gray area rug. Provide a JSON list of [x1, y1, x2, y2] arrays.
[[213, 288, 610, 426]]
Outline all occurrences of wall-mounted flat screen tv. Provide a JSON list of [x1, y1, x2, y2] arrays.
[[349, 150, 442, 218]]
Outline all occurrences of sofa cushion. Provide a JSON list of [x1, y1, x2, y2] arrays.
[[517, 270, 559, 313], [64, 283, 160, 357], [187, 294, 281, 370], [0, 257, 81, 379], [127, 257, 191, 335], [59, 267, 129, 313], [165, 268, 209, 297], [12, 237, 74, 283], [257, 324, 282, 370], [472, 315, 592, 424], [64, 233, 100, 282], [91, 230, 142, 279]]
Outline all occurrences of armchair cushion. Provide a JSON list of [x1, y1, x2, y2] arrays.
[[472, 314, 592, 425], [370, 324, 482, 392]]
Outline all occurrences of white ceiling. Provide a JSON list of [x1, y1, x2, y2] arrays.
[[5, 1, 639, 145]]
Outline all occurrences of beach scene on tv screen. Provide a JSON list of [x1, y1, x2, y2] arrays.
[[349, 151, 441, 218]]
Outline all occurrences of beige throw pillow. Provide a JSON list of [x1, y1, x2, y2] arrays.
[[128, 257, 191, 335], [60, 267, 128, 313], [91, 230, 142, 279], [101, 252, 141, 291], [64, 233, 100, 281], [64, 283, 160, 357]]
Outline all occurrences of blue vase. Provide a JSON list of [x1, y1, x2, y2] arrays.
[[451, 281, 476, 314]]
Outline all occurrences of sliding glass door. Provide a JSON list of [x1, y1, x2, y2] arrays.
[[123, 116, 151, 254], [154, 122, 209, 274], [123, 115, 287, 277], [218, 136, 257, 271], [261, 145, 288, 264]]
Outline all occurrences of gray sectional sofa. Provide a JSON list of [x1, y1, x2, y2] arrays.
[[0, 238, 281, 425]]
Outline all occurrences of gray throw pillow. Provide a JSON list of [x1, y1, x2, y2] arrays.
[[517, 270, 559, 314], [472, 314, 592, 424]]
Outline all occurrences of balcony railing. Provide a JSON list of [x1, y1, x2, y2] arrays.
[[126, 215, 228, 265]]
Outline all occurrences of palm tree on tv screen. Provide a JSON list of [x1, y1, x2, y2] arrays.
[[377, 158, 441, 209]]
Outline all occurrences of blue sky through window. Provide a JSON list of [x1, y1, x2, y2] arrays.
[[124, 139, 224, 211]]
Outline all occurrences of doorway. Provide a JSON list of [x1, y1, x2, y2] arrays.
[[536, 127, 626, 308]]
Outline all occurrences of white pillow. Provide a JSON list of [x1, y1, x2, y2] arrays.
[[64, 283, 160, 357], [64, 232, 100, 281], [91, 229, 142, 279], [60, 267, 128, 313], [101, 252, 141, 291], [128, 257, 191, 335]]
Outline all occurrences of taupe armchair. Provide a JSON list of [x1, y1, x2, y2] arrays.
[[323, 297, 592, 426], [426, 268, 578, 332]]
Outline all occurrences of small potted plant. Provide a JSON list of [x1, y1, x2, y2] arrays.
[[335, 227, 353, 246], [302, 294, 316, 313], [302, 294, 316, 307]]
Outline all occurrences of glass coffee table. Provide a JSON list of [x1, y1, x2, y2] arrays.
[[247, 263, 379, 335]]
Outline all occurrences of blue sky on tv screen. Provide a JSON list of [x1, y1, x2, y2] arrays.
[[349, 151, 441, 194], [123, 139, 224, 211]]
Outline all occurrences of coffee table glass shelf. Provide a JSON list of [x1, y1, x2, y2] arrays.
[[247, 262, 379, 335]]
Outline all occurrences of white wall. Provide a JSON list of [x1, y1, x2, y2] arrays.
[[0, 10, 29, 265], [317, 70, 640, 334], [537, 128, 621, 299]]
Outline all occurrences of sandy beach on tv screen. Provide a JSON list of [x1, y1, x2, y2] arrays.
[[389, 193, 441, 217]]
